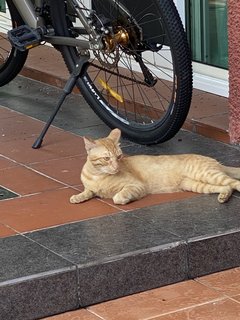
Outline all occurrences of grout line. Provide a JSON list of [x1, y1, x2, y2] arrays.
[[229, 296, 240, 305], [22, 157, 147, 213], [20, 231, 79, 267], [0, 193, 36, 202], [143, 296, 228, 320], [13, 201, 120, 235], [17, 64, 231, 144], [0, 153, 82, 190], [21, 165, 75, 187], [0, 96, 108, 142], [28, 153, 86, 166], [194, 278, 237, 301], [0, 154, 23, 166], [0, 223, 21, 238], [8, 228, 83, 307], [0, 184, 20, 197], [0, 152, 87, 168], [195, 276, 240, 305], [97, 198, 126, 212], [86, 309, 107, 320], [191, 112, 229, 121], [19, 227, 95, 308]]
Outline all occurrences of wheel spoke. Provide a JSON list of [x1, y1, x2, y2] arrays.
[[0, 1, 28, 85], [57, 0, 192, 144]]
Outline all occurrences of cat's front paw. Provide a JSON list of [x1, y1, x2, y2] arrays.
[[70, 189, 94, 204], [70, 194, 83, 204], [113, 193, 130, 205]]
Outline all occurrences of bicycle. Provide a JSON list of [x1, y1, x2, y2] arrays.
[[0, 0, 192, 146]]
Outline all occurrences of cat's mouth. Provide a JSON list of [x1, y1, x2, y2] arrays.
[[109, 170, 119, 175], [107, 168, 119, 175]]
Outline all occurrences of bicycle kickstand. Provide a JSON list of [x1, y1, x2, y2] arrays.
[[32, 56, 89, 149]]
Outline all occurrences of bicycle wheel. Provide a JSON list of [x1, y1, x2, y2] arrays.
[[50, 0, 192, 144], [0, 0, 28, 87]]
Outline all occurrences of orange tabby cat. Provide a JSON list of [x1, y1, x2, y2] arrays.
[[70, 129, 240, 205]]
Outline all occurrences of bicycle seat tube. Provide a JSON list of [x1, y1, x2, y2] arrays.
[[12, 0, 44, 28]]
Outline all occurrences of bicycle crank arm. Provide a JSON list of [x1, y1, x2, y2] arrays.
[[8, 25, 103, 52]]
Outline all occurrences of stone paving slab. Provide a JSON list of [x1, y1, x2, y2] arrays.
[[0, 76, 239, 319], [0, 194, 240, 319]]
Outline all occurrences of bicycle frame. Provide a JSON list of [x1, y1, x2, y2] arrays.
[[12, 0, 41, 28], [10, 0, 92, 49], [11, 0, 131, 50], [1, 0, 193, 145]]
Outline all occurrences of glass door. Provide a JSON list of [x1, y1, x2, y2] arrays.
[[186, 0, 228, 69], [0, 0, 5, 12], [184, 0, 228, 96]]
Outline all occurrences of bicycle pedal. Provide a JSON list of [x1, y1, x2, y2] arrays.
[[8, 25, 44, 52]]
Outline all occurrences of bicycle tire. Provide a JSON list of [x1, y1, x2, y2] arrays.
[[50, 0, 192, 144], [0, 0, 28, 87]]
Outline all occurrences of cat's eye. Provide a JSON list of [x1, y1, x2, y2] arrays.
[[117, 154, 123, 160], [103, 156, 110, 161]]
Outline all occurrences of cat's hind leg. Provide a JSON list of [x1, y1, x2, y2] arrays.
[[113, 184, 146, 205], [180, 177, 233, 203], [206, 173, 240, 196], [228, 179, 240, 193], [200, 171, 240, 194], [70, 189, 94, 204]]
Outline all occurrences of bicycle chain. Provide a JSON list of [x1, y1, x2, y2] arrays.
[[89, 61, 148, 86]]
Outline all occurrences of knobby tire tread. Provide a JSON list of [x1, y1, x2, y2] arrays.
[[50, 0, 192, 144], [0, 0, 28, 87]]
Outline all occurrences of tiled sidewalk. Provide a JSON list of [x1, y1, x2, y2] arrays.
[[0, 97, 196, 234], [0, 73, 239, 318], [45, 267, 240, 320], [21, 45, 230, 144]]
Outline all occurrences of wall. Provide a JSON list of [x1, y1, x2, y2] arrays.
[[228, 0, 240, 143]]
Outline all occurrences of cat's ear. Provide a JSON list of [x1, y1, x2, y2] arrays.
[[83, 136, 96, 152], [108, 128, 121, 144]]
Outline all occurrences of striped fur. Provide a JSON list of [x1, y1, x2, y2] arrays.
[[70, 129, 240, 205]]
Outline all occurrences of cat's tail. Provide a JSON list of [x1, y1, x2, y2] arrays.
[[222, 165, 240, 179]]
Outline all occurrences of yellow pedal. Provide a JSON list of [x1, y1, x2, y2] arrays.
[[99, 78, 123, 103]]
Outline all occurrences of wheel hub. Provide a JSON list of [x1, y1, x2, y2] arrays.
[[103, 27, 129, 53], [90, 11, 140, 69], [93, 26, 130, 69]]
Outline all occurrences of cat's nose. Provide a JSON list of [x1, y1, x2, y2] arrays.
[[111, 161, 119, 172]]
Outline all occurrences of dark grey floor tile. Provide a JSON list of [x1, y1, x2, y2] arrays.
[[2, 76, 240, 158], [188, 230, 240, 278], [25, 194, 240, 289], [0, 269, 78, 320], [122, 130, 240, 165], [0, 77, 105, 132], [0, 186, 18, 200], [26, 213, 182, 265], [78, 242, 187, 306], [128, 195, 240, 239], [26, 215, 187, 307], [2, 75, 240, 316], [0, 77, 132, 145], [0, 235, 73, 282], [0, 235, 79, 320]]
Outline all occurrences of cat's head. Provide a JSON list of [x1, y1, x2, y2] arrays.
[[83, 129, 123, 175]]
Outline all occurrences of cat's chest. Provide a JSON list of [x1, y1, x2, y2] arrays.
[[81, 172, 123, 197]]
